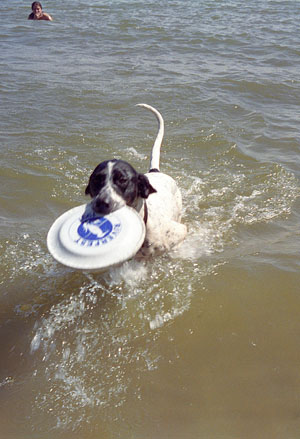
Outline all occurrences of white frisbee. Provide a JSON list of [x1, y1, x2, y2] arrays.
[[47, 204, 146, 270]]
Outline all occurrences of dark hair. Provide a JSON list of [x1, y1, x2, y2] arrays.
[[31, 1, 42, 10]]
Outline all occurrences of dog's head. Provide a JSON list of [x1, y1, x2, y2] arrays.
[[85, 159, 156, 214]]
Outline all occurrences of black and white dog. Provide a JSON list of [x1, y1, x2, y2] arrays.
[[85, 104, 187, 256]]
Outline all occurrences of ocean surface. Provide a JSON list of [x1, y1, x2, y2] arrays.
[[1, 0, 300, 438]]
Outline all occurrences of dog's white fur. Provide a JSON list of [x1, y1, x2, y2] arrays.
[[135, 104, 187, 256]]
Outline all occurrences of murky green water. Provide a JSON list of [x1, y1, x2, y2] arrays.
[[1, 0, 300, 437]]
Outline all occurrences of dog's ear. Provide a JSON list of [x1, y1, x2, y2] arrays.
[[85, 183, 91, 196], [137, 174, 157, 198]]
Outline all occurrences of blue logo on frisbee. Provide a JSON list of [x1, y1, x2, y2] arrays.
[[75, 217, 121, 247], [78, 218, 112, 241]]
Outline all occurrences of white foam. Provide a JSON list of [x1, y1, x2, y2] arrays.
[[105, 259, 148, 289], [125, 147, 147, 161]]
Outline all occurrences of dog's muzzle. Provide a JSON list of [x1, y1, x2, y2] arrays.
[[91, 197, 112, 215], [91, 187, 125, 215]]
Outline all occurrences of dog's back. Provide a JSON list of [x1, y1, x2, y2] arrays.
[[146, 171, 183, 222]]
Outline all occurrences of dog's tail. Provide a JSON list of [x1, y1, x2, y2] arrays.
[[136, 103, 164, 172]]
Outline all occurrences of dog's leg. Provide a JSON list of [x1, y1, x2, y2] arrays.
[[136, 104, 164, 172], [141, 220, 187, 256], [164, 221, 187, 250]]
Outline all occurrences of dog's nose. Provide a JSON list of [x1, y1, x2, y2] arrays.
[[93, 198, 111, 214]]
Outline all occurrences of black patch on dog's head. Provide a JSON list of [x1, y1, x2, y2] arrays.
[[111, 160, 140, 205]]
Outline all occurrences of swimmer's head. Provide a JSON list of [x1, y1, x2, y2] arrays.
[[31, 1, 42, 12]]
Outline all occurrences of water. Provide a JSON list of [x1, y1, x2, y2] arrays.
[[1, 0, 300, 437]]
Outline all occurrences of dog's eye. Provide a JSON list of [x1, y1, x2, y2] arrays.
[[113, 171, 128, 187]]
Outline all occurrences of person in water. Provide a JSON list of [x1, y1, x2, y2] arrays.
[[28, 2, 52, 21]]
